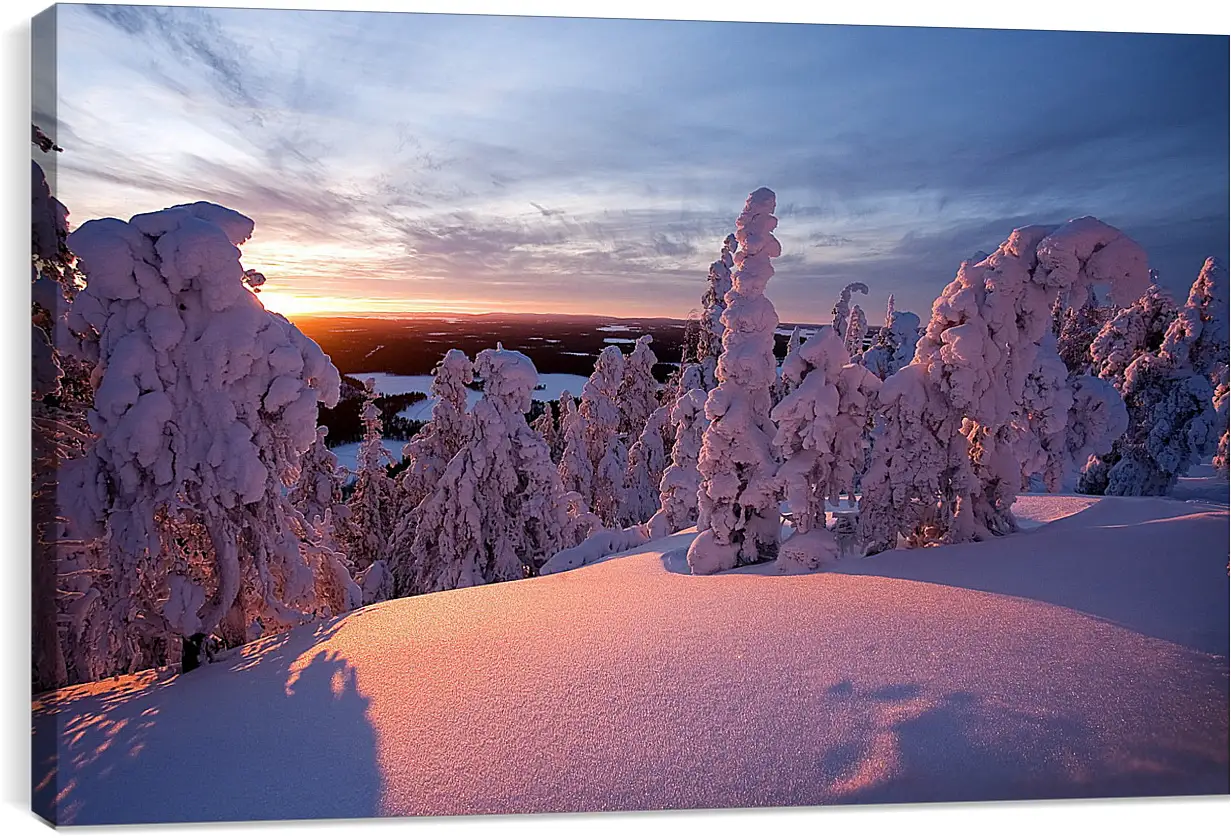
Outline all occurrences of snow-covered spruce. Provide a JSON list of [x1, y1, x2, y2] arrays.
[[1054, 285, 1108, 376], [556, 389, 593, 509], [565, 345, 628, 528], [617, 334, 660, 438], [698, 234, 737, 390], [688, 188, 784, 574], [337, 379, 399, 599], [531, 402, 559, 460], [31, 153, 81, 690], [772, 327, 881, 569], [1081, 260, 1226, 496], [289, 426, 350, 534], [620, 404, 669, 526], [859, 218, 1149, 553], [659, 384, 708, 532], [404, 346, 570, 594], [59, 202, 351, 673], [830, 282, 868, 342], [398, 349, 474, 511], [1089, 282, 1177, 391], [1213, 368, 1229, 478], [863, 295, 920, 381], [843, 303, 868, 360], [1161, 257, 1228, 383]]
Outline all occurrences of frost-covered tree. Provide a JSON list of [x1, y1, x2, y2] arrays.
[[401, 346, 569, 594], [1054, 285, 1108, 376], [31, 147, 85, 690], [531, 401, 558, 458], [863, 297, 920, 381], [398, 349, 473, 511], [289, 426, 349, 530], [1081, 260, 1226, 496], [831, 282, 869, 341], [1161, 257, 1228, 382], [843, 303, 868, 360], [564, 345, 627, 527], [860, 218, 1149, 553], [659, 385, 708, 532], [338, 379, 399, 589], [1213, 368, 1229, 478], [620, 405, 669, 526], [699, 234, 737, 390], [550, 392, 576, 462], [688, 188, 784, 574], [617, 334, 660, 438], [1089, 283, 1177, 390], [58, 202, 353, 674], [772, 327, 881, 570]]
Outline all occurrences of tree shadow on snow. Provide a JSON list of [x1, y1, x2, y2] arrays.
[[832, 499, 1230, 656], [812, 681, 1228, 805], [32, 618, 383, 825]]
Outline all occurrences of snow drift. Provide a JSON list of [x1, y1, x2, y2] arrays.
[[33, 493, 1228, 824]]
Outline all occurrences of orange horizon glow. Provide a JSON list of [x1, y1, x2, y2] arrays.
[[252, 286, 698, 321]]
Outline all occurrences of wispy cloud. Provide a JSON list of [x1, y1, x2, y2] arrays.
[[53, 6, 1229, 320]]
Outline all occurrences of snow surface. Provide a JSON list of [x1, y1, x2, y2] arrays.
[[32, 494, 1228, 824], [350, 371, 588, 421]]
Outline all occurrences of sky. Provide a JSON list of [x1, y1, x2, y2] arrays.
[[35, 3, 1230, 323]]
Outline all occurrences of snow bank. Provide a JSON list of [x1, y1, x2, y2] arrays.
[[34, 494, 1228, 823]]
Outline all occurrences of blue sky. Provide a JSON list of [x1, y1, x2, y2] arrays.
[[38, 4, 1229, 322]]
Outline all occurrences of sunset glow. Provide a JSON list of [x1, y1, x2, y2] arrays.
[[38, 6, 1228, 322]]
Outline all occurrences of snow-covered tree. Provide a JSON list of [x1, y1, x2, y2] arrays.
[[862, 297, 920, 381], [531, 401, 558, 458], [564, 345, 628, 527], [688, 188, 784, 574], [289, 426, 349, 530], [699, 234, 737, 390], [397, 349, 473, 511], [785, 325, 803, 360], [1161, 257, 1228, 382], [556, 389, 592, 502], [58, 202, 352, 674], [1054, 285, 1108, 376], [1213, 368, 1229, 478], [338, 379, 399, 589], [772, 327, 882, 570], [553, 391, 577, 459], [843, 303, 868, 360], [831, 282, 868, 341], [1081, 260, 1226, 496], [860, 218, 1149, 553], [659, 385, 708, 532], [617, 334, 660, 437], [620, 405, 669, 526], [31, 148, 83, 690], [401, 346, 569, 594], [1089, 283, 1177, 390]]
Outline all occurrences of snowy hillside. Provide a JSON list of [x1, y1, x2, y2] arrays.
[[33, 493, 1228, 824]]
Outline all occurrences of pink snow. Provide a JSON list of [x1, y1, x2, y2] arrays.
[[33, 494, 1228, 824]]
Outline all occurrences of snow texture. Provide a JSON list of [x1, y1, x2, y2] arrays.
[[33, 493, 1228, 823]]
